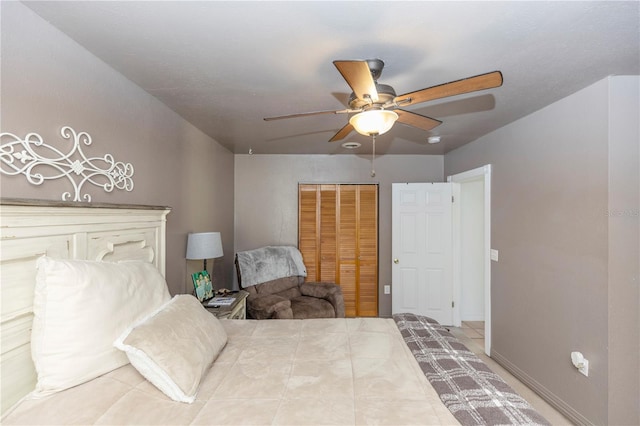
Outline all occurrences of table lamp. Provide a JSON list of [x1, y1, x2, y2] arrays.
[[186, 232, 223, 272]]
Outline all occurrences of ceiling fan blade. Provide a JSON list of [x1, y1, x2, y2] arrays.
[[264, 108, 355, 121], [393, 71, 503, 107], [333, 60, 379, 102], [328, 123, 354, 142], [395, 109, 442, 131]]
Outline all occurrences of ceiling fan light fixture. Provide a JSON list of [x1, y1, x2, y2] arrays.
[[349, 109, 398, 136]]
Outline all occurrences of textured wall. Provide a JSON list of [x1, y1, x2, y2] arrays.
[[606, 76, 639, 426], [1, 2, 235, 295], [445, 76, 639, 425], [234, 154, 444, 317]]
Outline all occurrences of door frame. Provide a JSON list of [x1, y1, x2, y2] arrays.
[[448, 164, 492, 356]]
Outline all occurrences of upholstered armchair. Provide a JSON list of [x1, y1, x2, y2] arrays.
[[235, 246, 345, 319]]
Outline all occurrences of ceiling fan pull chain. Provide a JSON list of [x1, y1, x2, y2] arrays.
[[370, 134, 376, 178]]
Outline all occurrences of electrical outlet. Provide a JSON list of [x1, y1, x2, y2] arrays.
[[571, 351, 589, 377], [578, 358, 589, 377], [384, 285, 391, 295]]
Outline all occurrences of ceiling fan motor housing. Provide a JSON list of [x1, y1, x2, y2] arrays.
[[366, 59, 385, 81], [348, 83, 396, 109]]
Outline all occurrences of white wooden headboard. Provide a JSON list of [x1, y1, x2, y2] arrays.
[[0, 198, 171, 413]]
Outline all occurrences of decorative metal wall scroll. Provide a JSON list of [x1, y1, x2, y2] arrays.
[[0, 126, 134, 202]]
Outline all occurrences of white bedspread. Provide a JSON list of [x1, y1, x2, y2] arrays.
[[3, 318, 458, 425]]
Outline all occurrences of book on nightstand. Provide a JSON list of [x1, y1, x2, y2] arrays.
[[204, 296, 236, 307]]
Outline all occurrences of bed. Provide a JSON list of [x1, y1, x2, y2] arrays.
[[0, 199, 548, 425]]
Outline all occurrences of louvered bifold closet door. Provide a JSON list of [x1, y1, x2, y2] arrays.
[[338, 185, 358, 316], [299, 184, 338, 281], [356, 185, 378, 317], [319, 185, 337, 281], [298, 183, 378, 317], [299, 185, 319, 279]]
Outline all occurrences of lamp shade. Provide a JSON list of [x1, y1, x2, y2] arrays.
[[186, 232, 223, 260], [349, 109, 398, 136]]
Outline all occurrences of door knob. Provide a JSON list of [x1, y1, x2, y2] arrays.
[[393, 258, 399, 264]]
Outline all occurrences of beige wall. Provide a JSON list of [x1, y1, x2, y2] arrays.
[[606, 76, 639, 426], [445, 76, 639, 425], [234, 154, 444, 317], [0, 2, 236, 294]]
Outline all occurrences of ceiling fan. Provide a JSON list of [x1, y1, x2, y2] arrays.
[[264, 59, 503, 142]]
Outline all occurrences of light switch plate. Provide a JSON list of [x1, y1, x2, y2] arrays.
[[384, 285, 391, 294], [490, 249, 499, 262]]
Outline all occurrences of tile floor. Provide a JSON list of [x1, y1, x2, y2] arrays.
[[460, 321, 485, 346], [450, 322, 574, 425]]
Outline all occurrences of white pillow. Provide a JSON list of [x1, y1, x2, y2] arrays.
[[31, 257, 171, 397], [114, 295, 227, 403]]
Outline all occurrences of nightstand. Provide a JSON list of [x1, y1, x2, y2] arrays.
[[203, 290, 249, 319]]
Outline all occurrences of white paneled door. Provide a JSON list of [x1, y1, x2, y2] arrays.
[[392, 183, 453, 325]]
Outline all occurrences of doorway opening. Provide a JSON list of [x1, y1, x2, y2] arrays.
[[449, 165, 492, 356]]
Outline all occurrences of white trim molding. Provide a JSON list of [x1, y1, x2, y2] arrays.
[[0, 127, 134, 202], [448, 164, 492, 356]]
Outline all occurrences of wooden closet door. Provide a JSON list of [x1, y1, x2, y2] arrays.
[[319, 185, 337, 281], [356, 185, 378, 316], [298, 184, 378, 317], [299, 184, 319, 279], [338, 185, 358, 316]]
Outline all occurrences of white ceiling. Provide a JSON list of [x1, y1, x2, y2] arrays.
[[23, 1, 640, 155]]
